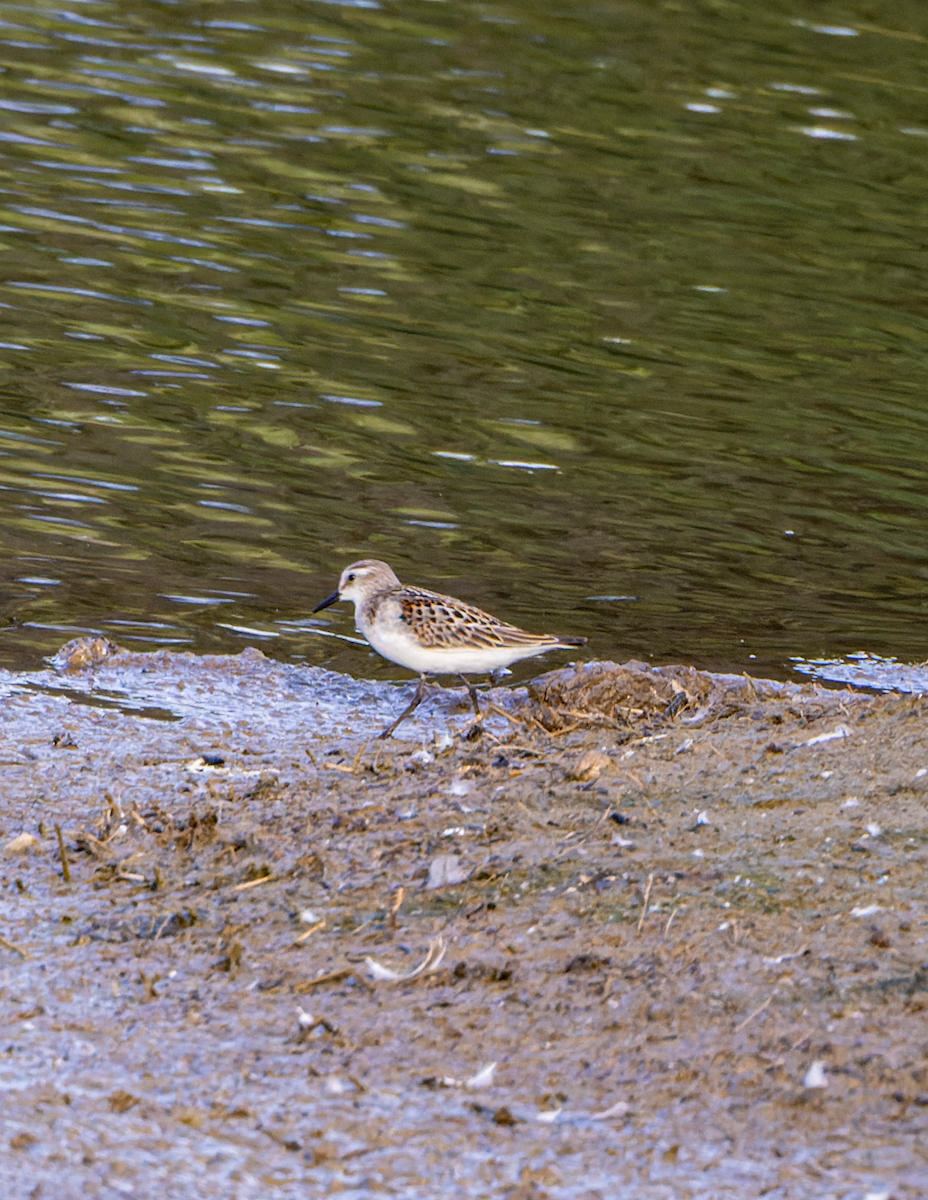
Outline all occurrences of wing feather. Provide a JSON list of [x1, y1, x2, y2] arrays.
[[397, 586, 569, 651]]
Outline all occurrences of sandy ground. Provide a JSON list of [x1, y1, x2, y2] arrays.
[[1, 639, 927, 1199]]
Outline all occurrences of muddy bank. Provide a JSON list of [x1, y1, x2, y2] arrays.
[[1, 639, 927, 1198]]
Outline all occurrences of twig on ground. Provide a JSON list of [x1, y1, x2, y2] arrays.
[[0, 933, 28, 958], [637, 873, 654, 935], [55, 823, 71, 883]]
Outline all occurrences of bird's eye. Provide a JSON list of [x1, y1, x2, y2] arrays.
[[346, 573, 356, 582]]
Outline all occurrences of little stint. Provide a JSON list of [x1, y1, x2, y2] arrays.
[[313, 559, 586, 738]]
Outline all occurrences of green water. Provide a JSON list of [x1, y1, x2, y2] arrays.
[[0, 0, 927, 682]]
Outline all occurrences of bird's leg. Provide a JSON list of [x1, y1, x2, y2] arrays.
[[458, 674, 485, 741], [459, 674, 482, 717], [378, 674, 431, 739]]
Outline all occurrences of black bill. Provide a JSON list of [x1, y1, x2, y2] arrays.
[[313, 590, 341, 613]]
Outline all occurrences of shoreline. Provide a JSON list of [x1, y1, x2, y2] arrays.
[[1, 638, 925, 1197]]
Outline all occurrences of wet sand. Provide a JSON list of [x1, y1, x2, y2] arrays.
[[1, 639, 926, 1198]]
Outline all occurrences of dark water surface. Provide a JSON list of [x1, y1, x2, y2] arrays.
[[1, 0, 927, 682]]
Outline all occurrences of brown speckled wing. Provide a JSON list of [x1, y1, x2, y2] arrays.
[[396, 587, 560, 651]]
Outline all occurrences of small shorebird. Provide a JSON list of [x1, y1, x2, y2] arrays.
[[313, 559, 587, 738]]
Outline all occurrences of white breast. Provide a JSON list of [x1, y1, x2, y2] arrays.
[[358, 602, 557, 675]]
